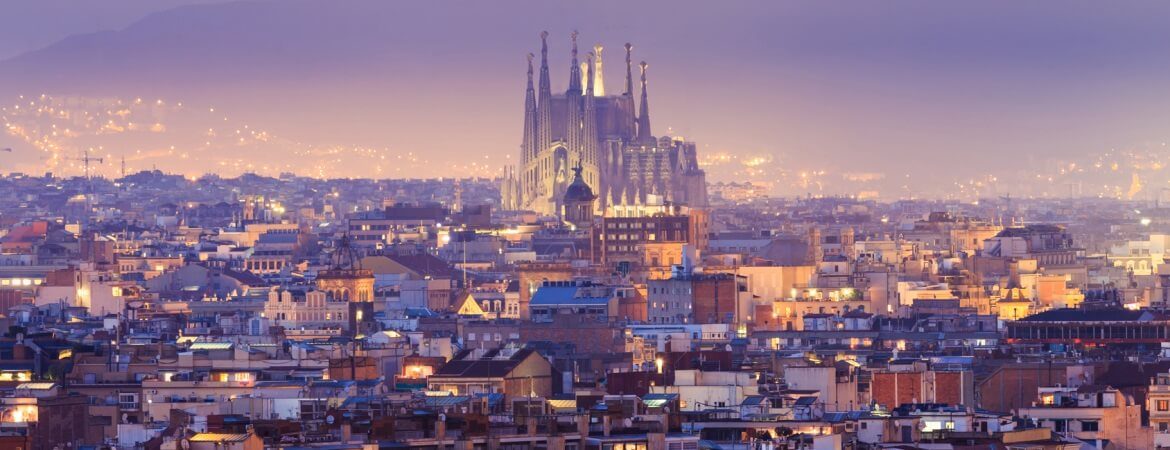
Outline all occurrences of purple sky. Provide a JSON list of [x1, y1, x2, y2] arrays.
[[3, 1, 1170, 198]]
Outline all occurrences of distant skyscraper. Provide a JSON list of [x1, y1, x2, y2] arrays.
[[501, 31, 708, 215]]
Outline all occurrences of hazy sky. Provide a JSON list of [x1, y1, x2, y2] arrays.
[[4, 1, 1170, 198], [0, 0, 228, 59]]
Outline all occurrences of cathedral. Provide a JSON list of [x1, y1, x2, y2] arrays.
[[500, 31, 708, 216]]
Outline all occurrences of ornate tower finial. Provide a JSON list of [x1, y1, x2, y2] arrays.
[[593, 43, 606, 97], [568, 30, 582, 93], [624, 43, 634, 96], [539, 31, 550, 89], [636, 60, 652, 143], [586, 52, 595, 96]]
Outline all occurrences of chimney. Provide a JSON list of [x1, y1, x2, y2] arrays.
[[577, 413, 590, 437], [435, 416, 447, 441], [647, 431, 667, 450]]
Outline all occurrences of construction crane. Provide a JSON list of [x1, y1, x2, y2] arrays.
[[65, 148, 104, 231], [66, 148, 104, 181]]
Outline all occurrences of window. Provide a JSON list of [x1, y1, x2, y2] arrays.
[[119, 393, 139, 410], [1158, 400, 1169, 411], [1081, 421, 1099, 432]]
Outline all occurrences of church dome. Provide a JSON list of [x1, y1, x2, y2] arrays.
[[563, 165, 596, 203]]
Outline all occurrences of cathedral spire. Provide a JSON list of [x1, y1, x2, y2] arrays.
[[522, 53, 537, 164], [583, 52, 599, 167], [623, 43, 634, 97], [637, 61, 653, 143], [568, 30, 582, 94], [585, 52, 595, 97], [537, 31, 553, 156], [564, 31, 585, 180], [539, 31, 551, 97], [593, 44, 606, 97]]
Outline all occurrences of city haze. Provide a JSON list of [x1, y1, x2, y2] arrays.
[[3, 1, 1170, 199]]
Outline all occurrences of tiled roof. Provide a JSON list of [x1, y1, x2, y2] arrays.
[[432, 348, 535, 378], [189, 433, 251, 443], [189, 342, 233, 351], [530, 286, 610, 306], [548, 399, 577, 410], [1019, 308, 1151, 322], [387, 254, 453, 279], [424, 395, 474, 407], [222, 268, 267, 286]]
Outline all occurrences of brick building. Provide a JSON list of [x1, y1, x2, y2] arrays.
[[870, 359, 975, 410]]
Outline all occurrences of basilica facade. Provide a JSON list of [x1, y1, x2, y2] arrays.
[[500, 31, 708, 216]]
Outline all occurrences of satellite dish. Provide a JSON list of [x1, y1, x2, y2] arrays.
[[326, 414, 335, 424]]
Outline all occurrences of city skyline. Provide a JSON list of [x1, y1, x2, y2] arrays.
[[4, 1, 1170, 199], [8, 3, 1170, 450]]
